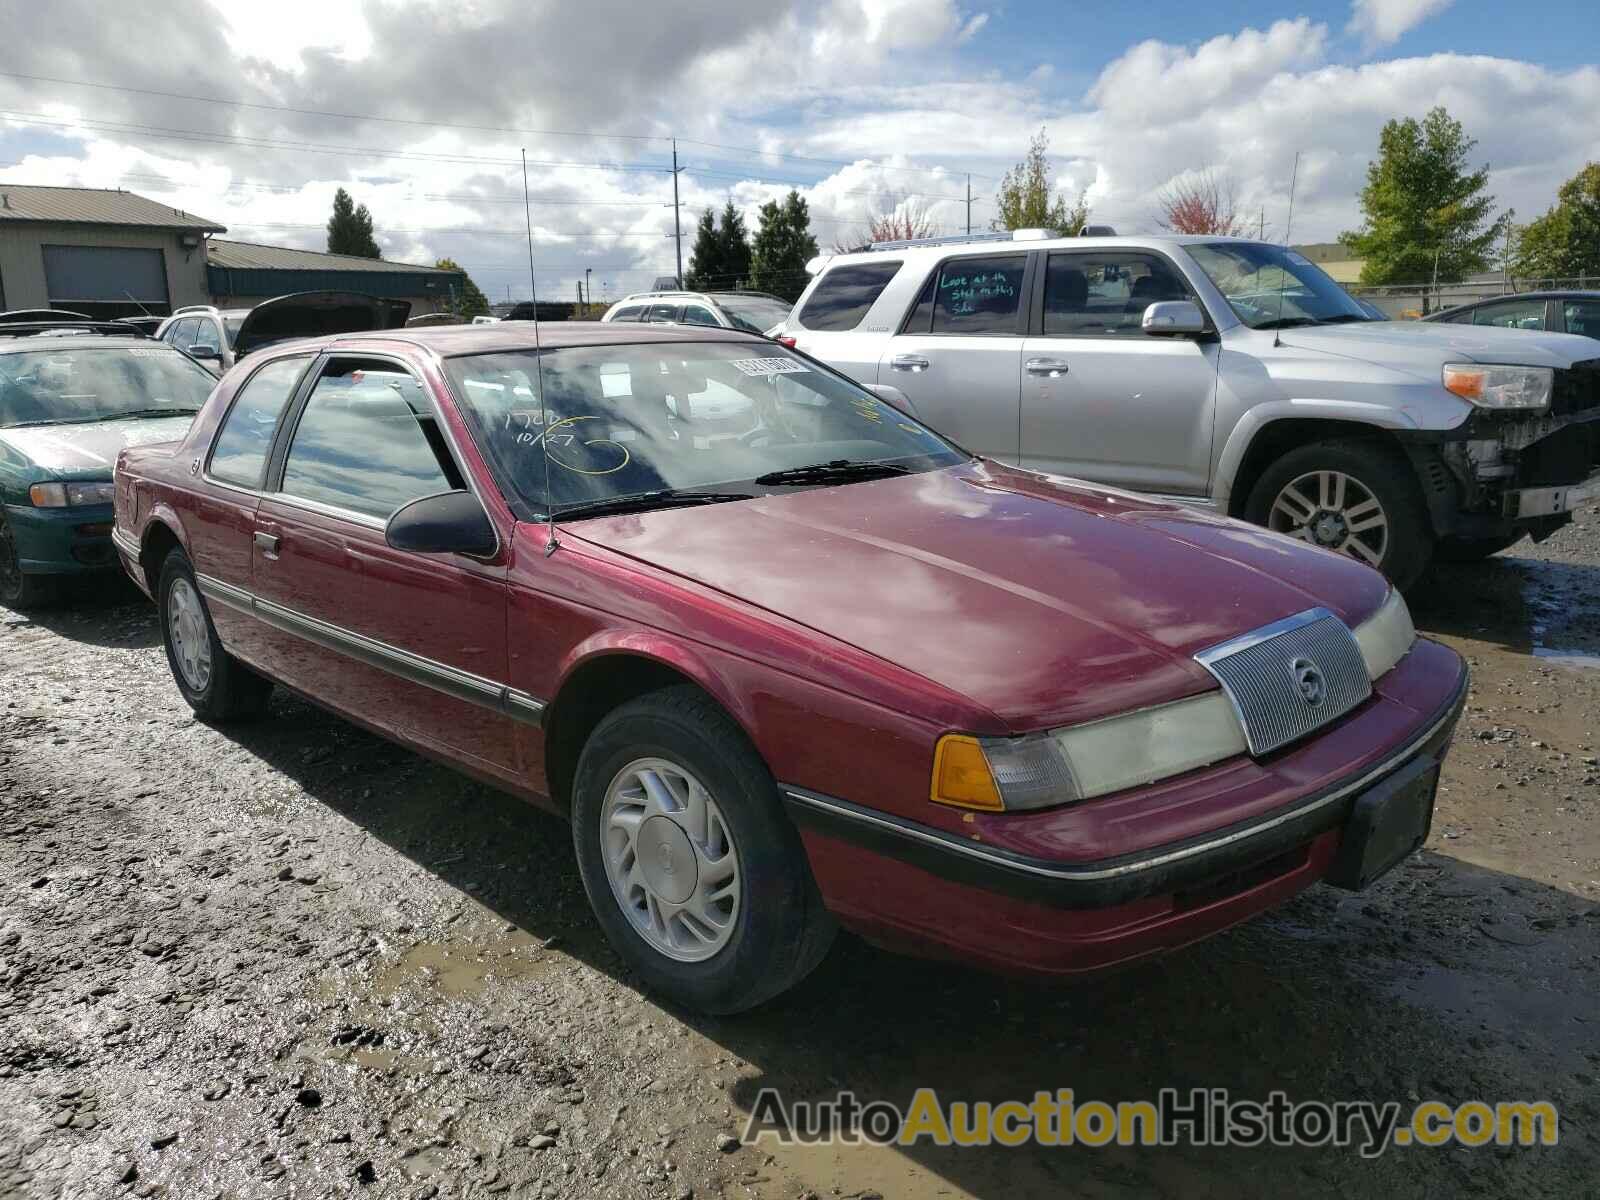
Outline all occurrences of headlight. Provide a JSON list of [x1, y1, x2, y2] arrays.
[[1442, 363, 1552, 410], [1351, 587, 1415, 680], [931, 692, 1249, 812], [28, 481, 115, 507]]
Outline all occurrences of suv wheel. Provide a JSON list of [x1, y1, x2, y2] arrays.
[[1245, 439, 1433, 590], [571, 685, 835, 1014]]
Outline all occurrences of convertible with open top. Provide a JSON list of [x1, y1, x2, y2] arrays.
[[111, 321, 1467, 1013]]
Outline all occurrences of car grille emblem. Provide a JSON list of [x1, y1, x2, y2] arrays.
[[1291, 657, 1326, 708]]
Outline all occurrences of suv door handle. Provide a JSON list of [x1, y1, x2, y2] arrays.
[[889, 354, 930, 372], [253, 531, 281, 557], [1025, 357, 1070, 377]]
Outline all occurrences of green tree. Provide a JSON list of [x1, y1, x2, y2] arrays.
[[1513, 162, 1600, 281], [434, 258, 489, 319], [1340, 107, 1503, 286], [749, 190, 818, 301], [685, 201, 753, 290], [327, 187, 381, 258], [992, 128, 1088, 236]]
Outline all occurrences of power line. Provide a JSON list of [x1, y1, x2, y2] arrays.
[[0, 69, 997, 183]]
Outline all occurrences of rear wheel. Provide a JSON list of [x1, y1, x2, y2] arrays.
[[1434, 532, 1523, 563], [157, 549, 273, 721], [571, 685, 835, 1014], [0, 510, 59, 611], [1245, 439, 1434, 590]]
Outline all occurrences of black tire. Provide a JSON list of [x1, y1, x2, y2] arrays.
[[1434, 532, 1523, 563], [0, 509, 60, 611], [157, 549, 273, 722], [1244, 438, 1435, 591], [571, 684, 835, 1014]]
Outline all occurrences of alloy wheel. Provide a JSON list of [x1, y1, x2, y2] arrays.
[[168, 577, 213, 692], [1266, 469, 1390, 568], [600, 757, 742, 963]]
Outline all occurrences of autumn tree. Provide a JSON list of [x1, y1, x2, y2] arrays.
[[327, 187, 381, 258], [832, 199, 942, 252], [992, 128, 1088, 237], [1155, 168, 1251, 236], [1340, 107, 1503, 285], [435, 258, 489, 319], [1513, 162, 1600, 281]]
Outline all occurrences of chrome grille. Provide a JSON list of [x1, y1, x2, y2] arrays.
[[1194, 608, 1371, 756]]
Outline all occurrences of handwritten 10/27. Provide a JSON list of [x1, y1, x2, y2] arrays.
[[940, 270, 1018, 316]]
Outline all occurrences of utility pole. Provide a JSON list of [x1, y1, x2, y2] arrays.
[[965, 174, 972, 235], [667, 138, 684, 287], [585, 268, 593, 314]]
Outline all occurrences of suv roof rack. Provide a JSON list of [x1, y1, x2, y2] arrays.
[[0, 319, 154, 340], [172, 304, 222, 316], [865, 225, 1118, 252]]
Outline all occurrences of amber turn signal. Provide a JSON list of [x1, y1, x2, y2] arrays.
[[930, 734, 1004, 811]]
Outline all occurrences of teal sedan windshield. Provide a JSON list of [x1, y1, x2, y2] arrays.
[[444, 342, 963, 517], [0, 345, 215, 429]]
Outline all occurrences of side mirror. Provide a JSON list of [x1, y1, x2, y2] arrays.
[[866, 384, 917, 417], [385, 490, 498, 558], [1141, 301, 1207, 337], [189, 343, 222, 362]]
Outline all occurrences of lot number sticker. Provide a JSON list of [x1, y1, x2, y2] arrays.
[[729, 357, 811, 378]]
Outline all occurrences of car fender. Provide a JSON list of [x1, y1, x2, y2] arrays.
[[1213, 399, 1428, 512], [552, 628, 756, 734]]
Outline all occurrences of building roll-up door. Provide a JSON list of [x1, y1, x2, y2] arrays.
[[42, 244, 170, 309]]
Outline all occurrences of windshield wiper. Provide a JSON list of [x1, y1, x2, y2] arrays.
[[1315, 314, 1375, 324], [753, 459, 912, 486], [91, 407, 201, 421], [553, 489, 754, 520], [1252, 316, 1318, 331]]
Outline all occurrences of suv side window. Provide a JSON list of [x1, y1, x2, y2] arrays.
[[610, 305, 644, 322], [645, 304, 681, 323], [190, 317, 222, 354], [797, 260, 902, 331], [209, 356, 311, 488], [166, 318, 198, 350], [279, 361, 460, 520], [1562, 299, 1600, 338], [680, 305, 720, 327], [1473, 298, 1547, 330], [919, 254, 1026, 336], [1043, 251, 1192, 337]]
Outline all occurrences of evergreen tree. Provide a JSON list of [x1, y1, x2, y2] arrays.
[[684, 208, 720, 291], [327, 187, 381, 258], [685, 201, 754, 291], [1340, 107, 1502, 285], [435, 258, 489, 319], [749, 190, 818, 301], [992, 128, 1088, 236], [1513, 162, 1600, 281]]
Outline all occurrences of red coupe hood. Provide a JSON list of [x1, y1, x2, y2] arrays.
[[569, 461, 1390, 730]]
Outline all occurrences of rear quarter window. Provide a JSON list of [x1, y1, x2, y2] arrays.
[[796, 260, 902, 331]]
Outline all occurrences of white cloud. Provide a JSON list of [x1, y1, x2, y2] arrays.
[[1347, 0, 1454, 48], [956, 12, 989, 43]]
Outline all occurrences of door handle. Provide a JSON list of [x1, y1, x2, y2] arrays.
[[1025, 357, 1070, 377], [253, 531, 281, 557], [889, 354, 930, 372]]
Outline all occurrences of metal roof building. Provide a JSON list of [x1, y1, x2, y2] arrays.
[[206, 239, 465, 315], [0, 184, 224, 318]]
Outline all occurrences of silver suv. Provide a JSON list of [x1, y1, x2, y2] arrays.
[[786, 231, 1600, 588], [601, 291, 793, 336], [155, 305, 250, 374]]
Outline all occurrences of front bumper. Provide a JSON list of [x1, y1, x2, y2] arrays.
[[1502, 467, 1600, 519], [2, 502, 119, 575], [786, 640, 1468, 976]]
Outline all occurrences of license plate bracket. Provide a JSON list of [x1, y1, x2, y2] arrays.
[[1326, 755, 1440, 890]]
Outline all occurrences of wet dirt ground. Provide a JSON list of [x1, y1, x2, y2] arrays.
[[2, 513, 1597, 1200]]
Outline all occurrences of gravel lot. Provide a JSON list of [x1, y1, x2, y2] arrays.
[[2, 512, 1597, 1200]]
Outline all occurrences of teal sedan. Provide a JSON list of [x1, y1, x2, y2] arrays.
[[1, 330, 215, 608]]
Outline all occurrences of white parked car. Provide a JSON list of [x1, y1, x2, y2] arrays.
[[601, 291, 793, 337], [155, 305, 251, 373]]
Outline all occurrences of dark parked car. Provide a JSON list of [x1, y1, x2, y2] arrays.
[[1425, 290, 1600, 339], [113, 322, 1467, 1013], [0, 315, 214, 609]]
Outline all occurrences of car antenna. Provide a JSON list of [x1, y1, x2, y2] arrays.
[[123, 290, 154, 318], [1274, 150, 1300, 349], [522, 147, 558, 557]]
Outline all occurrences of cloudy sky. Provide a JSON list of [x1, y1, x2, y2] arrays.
[[1, 0, 1596, 303]]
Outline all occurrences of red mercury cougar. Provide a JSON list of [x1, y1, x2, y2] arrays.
[[113, 319, 1467, 1014]]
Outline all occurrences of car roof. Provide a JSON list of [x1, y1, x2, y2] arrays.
[[259, 320, 769, 358], [0, 332, 165, 354], [811, 232, 1264, 272]]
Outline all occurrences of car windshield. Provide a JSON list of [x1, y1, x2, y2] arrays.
[[713, 295, 793, 334], [1188, 242, 1375, 329], [0, 345, 215, 428], [443, 341, 964, 517]]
